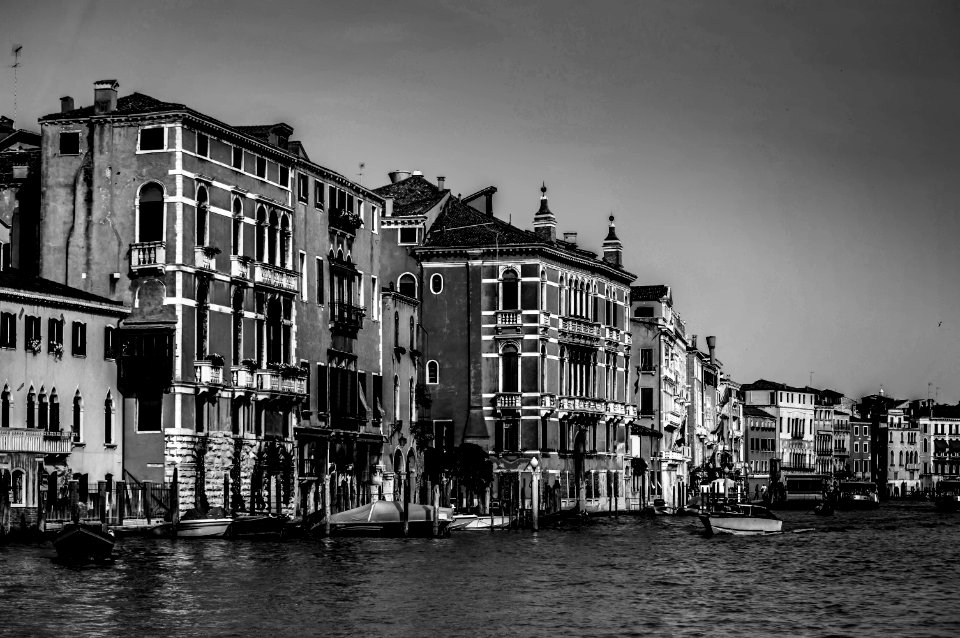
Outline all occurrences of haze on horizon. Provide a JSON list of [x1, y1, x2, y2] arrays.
[[4, 0, 959, 403]]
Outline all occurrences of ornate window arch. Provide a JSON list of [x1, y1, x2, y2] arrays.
[[49, 388, 60, 432], [500, 269, 519, 311], [137, 182, 166, 243], [232, 196, 244, 255], [426, 360, 439, 385], [397, 273, 417, 298], [196, 183, 209, 246], [255, 205, 267, 261], [73, 390, 83, 443], [1, 384, 10, 428], [26, 385, 36, 429], [393, 375, 400, 422], [500, 342, 520, 393], [104, 390, 115, 445], [11, 469, 24, 506], [429, 273, 443, 294]]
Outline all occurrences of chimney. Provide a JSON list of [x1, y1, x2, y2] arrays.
[[562, 232, 577, 245], [602, 215, 623, 267], [412, 170, 423, 177], [437, 176, 445, 190], [388, 170, 412, 184], [691, 334, 697, 350], [0, 116, 13, 136], [385, 197, 394, 217], [94, 79, 119, 114], [706, 335, 716, 365], [60, 96, 74, 113]]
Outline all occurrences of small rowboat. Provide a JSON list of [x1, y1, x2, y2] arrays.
[[700, 504, 782, 536], [53, 523, 116, 562]]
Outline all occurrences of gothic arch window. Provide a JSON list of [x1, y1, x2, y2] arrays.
[[393, 375, 400, 422], [1, 384, 10, 428], [397, 273, 417, 298], [49, 389, 60, 432], [38, 387, 48, 431], [540, 344, 547, 391], [137, 182, 165, 243], [232, 197, 244, 255], [26, 386, 36, 428], [393, 311, 400, 346], [268, 210, 279, 266], [426, 360, 439, 385], [11, 469, 24, 505], [409, 377, 415, 423], [501, 269, 519, 310], [559, 275, 566, 315], [73, 390, 83, 443], [196, 184, 209, 246], [256, 205, 267, 261], [104, 391, 115, 445], [540, 270, 547, 310], [280, 214, 291, 269], [500, 343, 520, 393], [408, 316, 415, 349]]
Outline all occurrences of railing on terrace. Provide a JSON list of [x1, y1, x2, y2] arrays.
[[0, 428, 72, 454], [255, 369, 307, 394], [330, 302, 365, 336], [558, 316, 601, 338], [195, 360, 223, 385], [253, 262, 299, 292], [540, 393, 556, 408], [605, 326, 622, 341], [194, 246, 217, 271], [231, 256, 251, 280], [46, 483, 173, 526], [231, 366, 255, 389], [130, 241, 165, 270], [496, 310, 521, 325], [558, 396, 605, 412], [495, 393, 521, 409]]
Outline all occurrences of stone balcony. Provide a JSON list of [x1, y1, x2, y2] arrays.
[[253, 262, 299, 292], [194, 246, 218, 271], [194, 359, 224, 385], [495, 310, 521, 326], [558, 396, 605, 413], [255, 369, 307, 395], [330, 302, 365, 338], [231, 255, 252, 281], [0, 428, 72, 454], [130, 241, 165, 271], [540, 393, 556, 409], [558, 316, 602, 342], [604, 326, 622, 341], [231, 366, 255, 389], [495, 393, 521, 409]]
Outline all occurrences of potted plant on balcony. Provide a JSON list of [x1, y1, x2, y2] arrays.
[[49, 341, 64, 359], [27, 339, 42, 355], [330, 207, 363, 233], [204, 353, 225, 367], [201, 246, 221, 259], [240, 358, 258, 370], [410, 419, 435, 451], [269, 362, 304, 378]]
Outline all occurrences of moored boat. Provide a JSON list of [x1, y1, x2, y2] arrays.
[[934, 479, 960, 512], [314, 501, 453, 537], [176, 518, 233, 538], [699, 504, 782, 536], [226, 514, 287, 539], [449, 514, 510, 530], [837, 481, 880, 510], [53, 523, 116, 562]]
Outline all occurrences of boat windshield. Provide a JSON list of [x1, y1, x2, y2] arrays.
[[840, 482, 877, 495]]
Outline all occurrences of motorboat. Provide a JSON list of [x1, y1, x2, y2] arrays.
[[449, 513, 510, 530], [226, 514, 287, 540], [175, 518, 233, 538], [837, 482, 880, 510], [53, 523, 116, 562], [316, 501, 453, 537], [699, 504, 782, 536], [934, 479, 960, 512]]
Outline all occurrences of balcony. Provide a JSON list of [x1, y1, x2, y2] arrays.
[[231, 366, 255, 389], [0, 428, 72, 454], [194, 246, 218, 271], [605, 326, 622, 341], [558, 316, 601, 343], [791, 432, 805, 440], [495, 310, 521, 326], [194, 359, 224, 385], [624, 332, 632, 345], [231, 256, 251, 281], [255, 369, 307, 395], [625, 404, 637, 418], [298, 457, 320, 478], [330, 302, 365, 338], [640, 364, 656, 375], [607, 401, 626, 416], [329, 207, 363, 235], [540, 311, 551, 327], [495, 393, 521, 409], [130, 241, 165, 271], [540, 393, 556, 409], [558, 396, 605, 413], [253, 262, 299, 292], [906, 463, 920, 471]]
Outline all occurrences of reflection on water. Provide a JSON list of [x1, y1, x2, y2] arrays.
[[2, 504, 960, 637]]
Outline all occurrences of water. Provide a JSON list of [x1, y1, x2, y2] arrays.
[[2, 503, 959, 637]]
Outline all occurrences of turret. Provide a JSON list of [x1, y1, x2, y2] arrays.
[[533, 182, 556, 243], [602, 215, 623, 266]]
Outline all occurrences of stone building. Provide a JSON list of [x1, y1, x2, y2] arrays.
[[919, 403, 960, 488], [1, 269, 127, 532], [885, 400, 920, 497], [629, 285, 689, 509], [741, 379, 817, 475], [374, 176, 637, 513], [35, 80, 382, 517], [849, 415, 872, 479], [0, 116, 40, 274], [743, 405, 777, 496]]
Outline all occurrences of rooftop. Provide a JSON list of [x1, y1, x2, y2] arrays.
[[0, 269, 127, 309]]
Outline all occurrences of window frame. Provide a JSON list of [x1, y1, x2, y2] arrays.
[[71, 321, 87, 357], [297, 174, 309, 202], [398, 226, 419, 246], [430, 273, 443, 294], [196, 132, 209, 158], [1, 311, 17, 349], [59, 130, 81, 155], [426, 360, 439, 385], [138, 126, 167, 152]]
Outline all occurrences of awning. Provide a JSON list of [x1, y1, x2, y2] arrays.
[[949, 440, 960, 454], [934, 439, 948, 453]]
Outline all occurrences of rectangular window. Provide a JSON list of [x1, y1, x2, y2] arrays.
[[347, 193, 354, 215], [358, 272, 365, 310], [0, 312, 15, 348], [316, 364, 328, 413], [256, 156, 266, 179], [854, 442, 859, 454], [137, 393, 163, 432], [71, 321, 86, 356], [640, 348, 653, 371], [279, 165, 289, 188], [371, 276, 379, 320], [315, 181, 324, 209], [197, 133, 209, 157], [59, 131, 80, 155], [298, 174, 308, 202], [329, 185, 337, 211], [24, 315, 40, 350], [372, 205, 379, 234], [640, 387, 654, 415], [139, 127, 165, 151], [104, 402, 113, 445], [398, 227, 418, 245], [232, 146, 243, 170], [316, 258, 324, 304], [299, 251, 308, 302], [104, 326, 115, 359], [47, 318, 63, 351]]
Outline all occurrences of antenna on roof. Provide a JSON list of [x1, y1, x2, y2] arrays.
[[10, 44, 22, 123], [357, 162, 365, 186]]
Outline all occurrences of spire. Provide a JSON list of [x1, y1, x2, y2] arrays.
[[602, 214, 623, 267], [533, 182, 556, 243]]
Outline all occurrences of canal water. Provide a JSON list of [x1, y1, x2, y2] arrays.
[[1, 503, 958, 637]]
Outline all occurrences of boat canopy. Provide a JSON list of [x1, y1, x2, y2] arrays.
[[327, 501, 446, 524]]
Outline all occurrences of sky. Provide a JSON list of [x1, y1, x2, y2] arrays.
[[3, 0, 959, 402]]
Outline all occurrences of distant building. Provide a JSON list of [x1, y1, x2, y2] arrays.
[[849, 415, 871, 479], [919, 403, 960, 487], [0, 116, 41, 274], [858, 392, 903, 499], [885, 401, 920, 497], [743, 405, 777, 494], [741, 379, 816, 475]]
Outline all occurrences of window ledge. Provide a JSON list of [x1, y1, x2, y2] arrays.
[[72, 441, 86, 448], [104, 443, 118, 449], [73, 354, 87, 359]]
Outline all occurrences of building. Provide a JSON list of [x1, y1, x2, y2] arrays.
[[629, 284, 689, 509], [36, 80, 382, 518], [849, 415, 871, 479], [919, 403, 960, 488], [1, 269, 127, 532], [741, 379, 817, 475], [743, 405, 777, 496], [374, 176, 637, 513], [885, 400, 920, 497], [811, 389, 836, 477], [858, 391, 903, 499], [716, 374, 744, 489], [0, 116, 41, 273]]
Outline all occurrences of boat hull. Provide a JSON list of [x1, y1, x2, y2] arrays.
[[838, 495, 879, 510], [176, 519, 233, 538], [700, 514, 782, 535], [227, 515, 287, 540], [934, 496, 960, 512], [53, 524, 115, 562], [450, 515, 510, 530]]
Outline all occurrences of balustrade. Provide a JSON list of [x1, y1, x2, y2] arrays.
[[130, 241, 165, 270], [0, 428, 72, 453]]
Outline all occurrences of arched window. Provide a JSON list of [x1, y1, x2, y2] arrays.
[[1, 384, 10, 428], [38, 388, 48, 431], [195, 184, 209, 246], [104, 391, 114, 445], [26, 386, 36, 428], [409, 377, 415, 423], [11, 469, 24, 505], [49, 389, 60, 432], [280, 214, 291, 269], [398, 273, 417, 298], [255, 205, 267, 261], [73, 391, 83, 443], [232, 198, 244, 255], [268, 210, 279, 265], [138, 182, 165, 242], [393, 375, 400, 422], [540, 270, 547, 310], [430, 273, 443, 294], [501, 270, 519, 310], [540, 344, 547, 391], [501, 344, 519, 393], [408, 316, 415, 350], [426, 360, 439, 385]]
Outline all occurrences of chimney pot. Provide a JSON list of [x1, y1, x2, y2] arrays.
[[691, 334, 698, 350], [412, 170, 423, 177], [706, 335, 716, 364], [93, 79, 119, 114], [60, 96, 74, 113], [437, 176, 445, 190], [388, 170, 411, 184]]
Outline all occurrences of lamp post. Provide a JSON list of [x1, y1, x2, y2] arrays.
[[530, 456, 541, 532]]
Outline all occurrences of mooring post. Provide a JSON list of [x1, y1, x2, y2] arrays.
[[69, 479, 80, 524], [116, 480, 125, 526], [432, 480, 440, 537]]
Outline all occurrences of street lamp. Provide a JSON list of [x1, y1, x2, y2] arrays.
[[530, 456, 541, 531]]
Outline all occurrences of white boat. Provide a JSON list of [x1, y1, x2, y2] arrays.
[[176, 518, 233, 538], [699, 504, 782, 535], [449, 514, 510, 530]]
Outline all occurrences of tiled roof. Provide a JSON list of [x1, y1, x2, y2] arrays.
[[743, 405, 776, 420], [923, 404, 960, 419], [233, 125, 275, 140], [741, 378, 810, 393], [40, 92, 187, 121], [631, 285, 669, 302], [0, 129, 41, 151], [0, 269, 127, 308], [425, 197, 537, 247], [373, 175, 446, 215]]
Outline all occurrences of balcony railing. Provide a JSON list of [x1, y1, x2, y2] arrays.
[[298, 458, 320, 478], [253, 262, 299, 292], [330, 302, 365, 337], [194, 246, 217, 271], [496, 310, 521, 326], [231, 256, 251, 280], [540, 393, 556, 409], [0, 428, 72, 454], [194, 360, 224, 385], [625, 404, 637, 418], [558, 396, 605, 413], [624, 332, 632, 345], [607, 401, 626, 416], [605, 326, 622, 341], [130, 241, 165, 270], [540, 311, 551, 326], [906, 463, 920, 471], [231, 366, 255, 389], [255, 369, 307, 395], [558, 316, 601, 339], [495, 393, 521, 409]]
